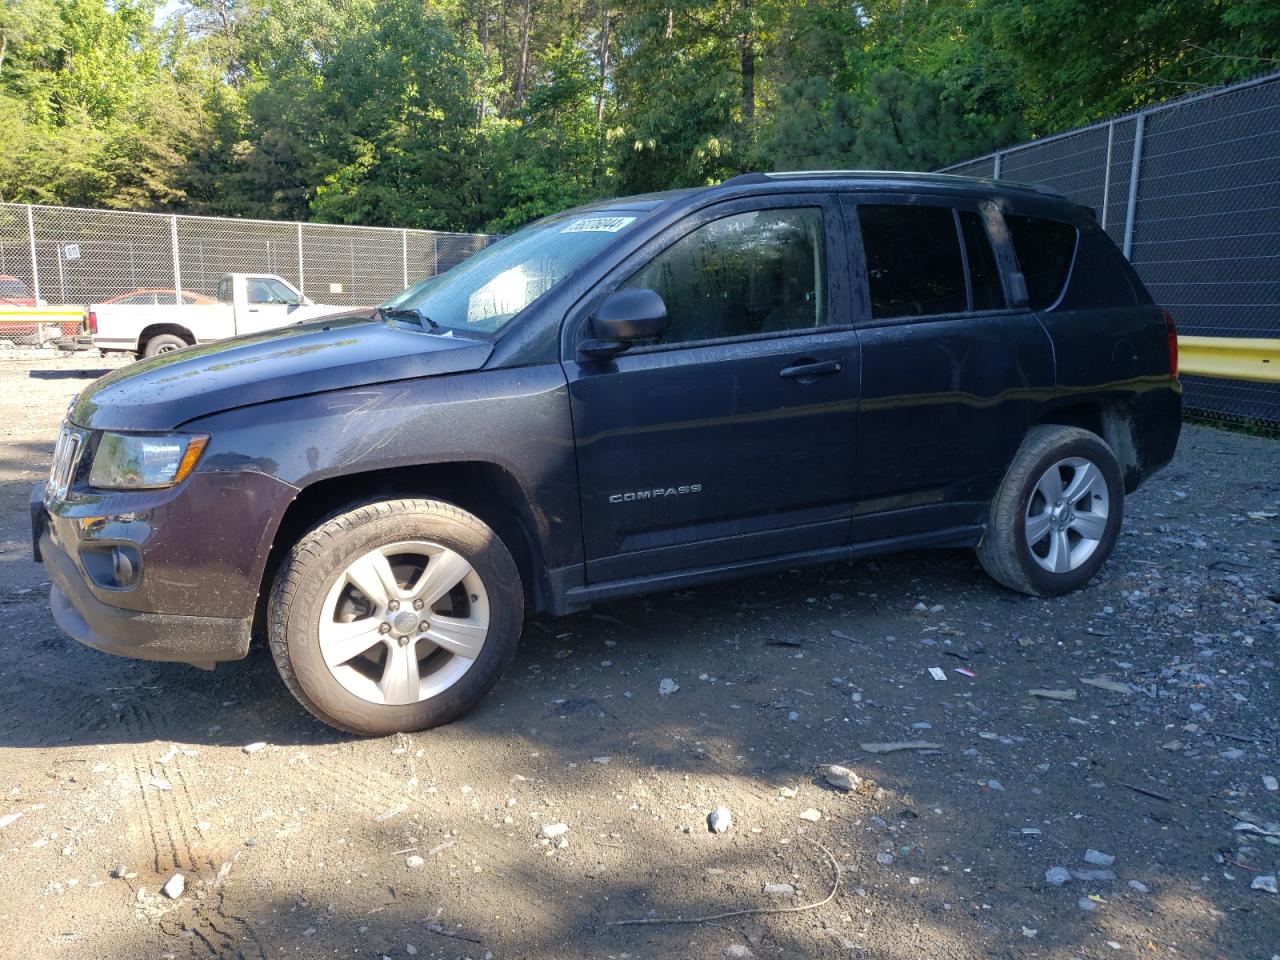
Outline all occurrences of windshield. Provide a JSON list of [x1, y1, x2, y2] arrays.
[[382, 210, 639, 335]]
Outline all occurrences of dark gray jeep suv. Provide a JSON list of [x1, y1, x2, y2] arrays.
[[33, 171, 1182, 735]]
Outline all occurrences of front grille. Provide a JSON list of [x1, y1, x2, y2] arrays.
[[47, 425, 84, 500]]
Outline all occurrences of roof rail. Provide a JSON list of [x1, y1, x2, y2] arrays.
[[719, 169, 1068, 199]]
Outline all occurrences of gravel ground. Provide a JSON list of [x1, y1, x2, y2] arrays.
[[0, 352, 1277, 960]]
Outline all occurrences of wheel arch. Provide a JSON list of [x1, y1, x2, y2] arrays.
[[252, 461, 549, 640], [1032, 399, 1142, 492]]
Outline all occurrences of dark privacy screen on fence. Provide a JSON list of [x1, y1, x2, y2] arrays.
[[942, 71, 1280, 429]]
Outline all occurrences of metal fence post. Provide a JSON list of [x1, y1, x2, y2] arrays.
[[1100, 120, 1115, 231], [992, 151, 1002, 179], [401, 229, 409, 288], [297, 221, 305, 295], [25, 204, 40, 303], [1123, 113, 1145, 259], [170, 216, 182, 303]]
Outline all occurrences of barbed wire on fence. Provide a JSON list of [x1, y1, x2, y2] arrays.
[[941, 70, 1280, 429]]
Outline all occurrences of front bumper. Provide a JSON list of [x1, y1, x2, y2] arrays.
[[32, 484, 251, 666]]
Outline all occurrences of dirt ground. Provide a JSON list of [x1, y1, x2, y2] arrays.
[[0, 351, 1277, 960]]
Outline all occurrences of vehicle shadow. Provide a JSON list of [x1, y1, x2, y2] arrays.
[[0, 549, 988, 751]]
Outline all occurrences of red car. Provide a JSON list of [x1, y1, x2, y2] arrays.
[[100, 289, 217, 306], [0, 275, 37, 307]]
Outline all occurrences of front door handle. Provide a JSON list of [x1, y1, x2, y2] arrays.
[[780, 359, 842, 379]]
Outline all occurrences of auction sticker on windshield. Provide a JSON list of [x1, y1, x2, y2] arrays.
[[561, 216, 636, 233]]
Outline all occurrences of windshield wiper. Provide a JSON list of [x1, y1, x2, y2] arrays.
[[376, 305, 441, 333]]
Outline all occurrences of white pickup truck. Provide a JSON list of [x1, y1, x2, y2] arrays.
[[88, 273, 348, 357]]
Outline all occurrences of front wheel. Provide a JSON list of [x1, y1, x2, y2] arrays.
[[976, 425, 1124, 597], [268, 498, 523, 735]]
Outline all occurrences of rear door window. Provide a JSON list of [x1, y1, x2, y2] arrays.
[[1005, 214, 1077, 309], [857, 204, 966, 319]]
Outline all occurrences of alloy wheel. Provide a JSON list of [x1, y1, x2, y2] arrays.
[[1024, 457, 1110, 574], [317, 540, 490, 705]]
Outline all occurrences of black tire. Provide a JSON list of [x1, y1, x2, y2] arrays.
[[976, 425, 1124, 597], [268, 498, 523, 736], [142, 333, 189, 358]]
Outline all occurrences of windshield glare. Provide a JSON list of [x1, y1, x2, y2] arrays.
[[383, 211, 639, 335]]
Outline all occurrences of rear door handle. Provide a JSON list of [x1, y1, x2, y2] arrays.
[[780, 359, 842, 379]]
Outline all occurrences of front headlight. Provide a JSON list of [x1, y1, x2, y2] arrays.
[[89, 432, 209, 490]]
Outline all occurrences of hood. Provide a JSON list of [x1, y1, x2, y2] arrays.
[[72, 313, 494, 431]]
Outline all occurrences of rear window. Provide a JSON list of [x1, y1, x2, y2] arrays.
[[1006, 214, 1077, 309], [858, 204, 966, 319], [0, 279, 28, 297]]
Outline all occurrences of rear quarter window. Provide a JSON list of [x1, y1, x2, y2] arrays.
[[1057, 227, 1148, 310], [1005, 214, 1076, 309]]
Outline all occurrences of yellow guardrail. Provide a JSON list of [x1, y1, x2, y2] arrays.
[[1180, 336, 1280, 383]]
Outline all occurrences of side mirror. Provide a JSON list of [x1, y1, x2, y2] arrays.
[[581, 288, 668, 358]]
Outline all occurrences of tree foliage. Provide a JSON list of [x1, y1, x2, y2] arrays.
[[0, 0, 1275, 229]]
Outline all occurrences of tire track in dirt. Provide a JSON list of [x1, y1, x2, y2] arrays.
[[120, 699, 269, 959]]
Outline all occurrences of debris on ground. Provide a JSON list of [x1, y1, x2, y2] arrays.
[[658, 678, 679, 696], [1028, 688, 1078, 701], [1083, 849, 1116, 867], [860, 741, 943, 754], [161, 873, 185, 899], [823, 764, 861, 792], [708, 806, 733, 834], [243, 741, 267, 754], [1080, 676, 1133, 694], [1045, 866, 1072, 886]]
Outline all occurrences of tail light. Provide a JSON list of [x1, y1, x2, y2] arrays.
[[1162, 308, 1178, 378], [87, 310, 97, 335]]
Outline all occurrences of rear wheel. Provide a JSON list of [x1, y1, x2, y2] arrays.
[[268, 498, 523, 735], [976, 425, 1124, 597], [141, 333, 188, 358]]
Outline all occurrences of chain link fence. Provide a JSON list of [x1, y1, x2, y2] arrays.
[[941, 70, 1280, 429], [0, 202, 494, 343]]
